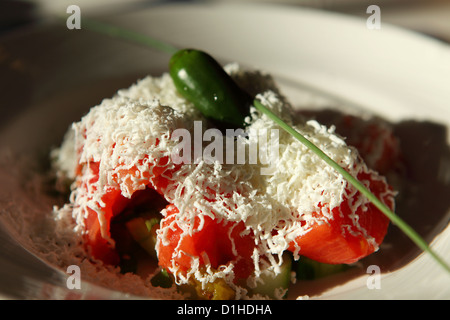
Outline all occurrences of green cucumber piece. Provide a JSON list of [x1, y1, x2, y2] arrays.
[[125, 217, 160, 259], [251, 253, 292, 299], [295, 256, 351, 280]]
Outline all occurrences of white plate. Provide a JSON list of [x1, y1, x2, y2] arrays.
[[0, 2, 449, 299]]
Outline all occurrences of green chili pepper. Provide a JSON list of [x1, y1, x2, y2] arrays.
[[169, 49, 251, 127]]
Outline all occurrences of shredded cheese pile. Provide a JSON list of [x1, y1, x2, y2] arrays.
[[53, 65, 394, 294]]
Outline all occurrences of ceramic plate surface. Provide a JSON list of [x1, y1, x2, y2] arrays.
[[0, 2, 449, 299]]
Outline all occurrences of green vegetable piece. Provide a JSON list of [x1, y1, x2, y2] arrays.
[[251, 253, 292, 299], [169, 49, 251, 127], [125, 217, 159, 259], [295, 256, 350, 280]]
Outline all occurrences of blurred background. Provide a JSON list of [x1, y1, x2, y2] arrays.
[[1, 0, 450, 43]]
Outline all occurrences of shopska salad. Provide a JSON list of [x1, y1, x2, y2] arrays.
[[51, 49, 398, 300]]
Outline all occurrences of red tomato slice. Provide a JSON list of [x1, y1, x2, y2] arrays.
[[299, 111, 401, 175], [157, 204, 256, 280], [82, 184, 128, 265], [157, 204, 218, 272], [288, 171, 393, 264], [84, 207, 120, 265], [79, 159, 169, 265], [343, 116, 400, 175], [218, 220, 256, 280]]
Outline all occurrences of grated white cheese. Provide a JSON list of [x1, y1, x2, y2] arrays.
[[53, 65, 395, 294]]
